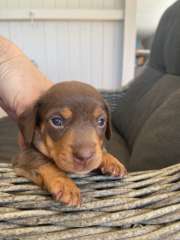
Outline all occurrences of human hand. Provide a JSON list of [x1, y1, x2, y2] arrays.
[[0, 36, 53, 120]]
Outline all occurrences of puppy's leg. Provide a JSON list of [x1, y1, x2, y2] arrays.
[[12, 148, 80, 206], [100, 151, 127, 177]]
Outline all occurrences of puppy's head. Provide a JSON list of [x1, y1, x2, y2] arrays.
[[18, 81, 111, 174]]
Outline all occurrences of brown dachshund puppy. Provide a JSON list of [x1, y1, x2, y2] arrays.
[[13, 81, 127, 206]]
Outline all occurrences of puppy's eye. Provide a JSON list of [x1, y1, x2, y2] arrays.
[[97, 116, 106, 128], [49, 116, 64, 128]]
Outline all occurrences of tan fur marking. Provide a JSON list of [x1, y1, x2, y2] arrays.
[[93, 107, 105, 118], [37, 163, 80, 206], [100, 153, 127, 177], [46, 135, 54, 149], [33, 130, 50, 157], [45, 135, 57, 159], [60, 107, 72, 119]]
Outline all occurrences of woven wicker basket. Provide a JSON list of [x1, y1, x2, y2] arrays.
[[0, 162, 179, 240]]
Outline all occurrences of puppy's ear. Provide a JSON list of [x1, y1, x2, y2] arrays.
[[104, 101, 112, 140], [18, 103, 39, 147]]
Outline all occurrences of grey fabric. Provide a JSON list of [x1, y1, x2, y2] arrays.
[[112, 65, 164, 150], [105, 125, 130, 167], [150, 0, 180, 75], [112, 0, 180, 171], [130, 88, 180, 171]]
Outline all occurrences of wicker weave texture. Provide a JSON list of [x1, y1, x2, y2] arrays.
[[0, 163, 179, 239]]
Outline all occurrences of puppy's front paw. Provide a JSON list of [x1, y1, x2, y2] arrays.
[[48, 177, 80, 206], [100, 153, 127, 177]]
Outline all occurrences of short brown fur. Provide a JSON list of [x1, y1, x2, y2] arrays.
[[13, 81, 127, 206]]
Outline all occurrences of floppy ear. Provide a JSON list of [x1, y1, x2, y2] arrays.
[[104, 101, 112, 140], [18, 103, 39, 146]]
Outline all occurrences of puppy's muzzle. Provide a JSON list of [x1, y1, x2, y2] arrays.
[[72, 144, 95, 165]]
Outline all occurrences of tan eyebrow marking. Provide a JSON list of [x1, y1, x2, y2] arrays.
[[60, 107, 72, 119], [93, 107, 105, 118]]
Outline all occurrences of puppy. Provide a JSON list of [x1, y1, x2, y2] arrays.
[[13, 81, 127, 206]]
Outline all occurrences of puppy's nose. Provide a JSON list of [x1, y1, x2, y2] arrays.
[[73, 146, 94, 163]]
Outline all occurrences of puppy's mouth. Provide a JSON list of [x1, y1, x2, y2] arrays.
[[55, 153, 102, 174], [73, 156, 94, 171]]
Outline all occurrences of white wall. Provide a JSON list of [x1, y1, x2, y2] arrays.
[[137, 0, 177, 35], [0, 0, 125, 90]]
